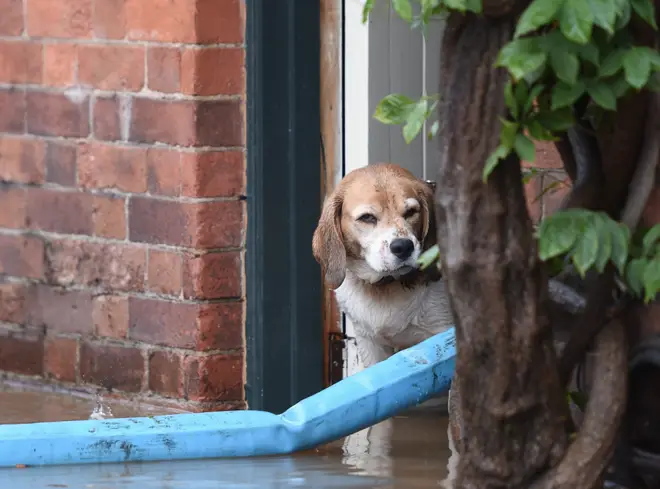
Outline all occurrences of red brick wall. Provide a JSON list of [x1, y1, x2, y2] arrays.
[[0, 0, 247, 411]]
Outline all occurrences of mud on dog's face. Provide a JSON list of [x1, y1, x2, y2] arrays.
[[312, 164, 436, 288]]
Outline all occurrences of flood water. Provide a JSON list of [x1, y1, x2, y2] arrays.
[[0, 390, 456, 489]]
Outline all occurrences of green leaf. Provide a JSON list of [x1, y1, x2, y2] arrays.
[[526, 120, 558, 140], [572, 216, 600, 276], [609, 74, 631, 97], [537, 210, 585, 260], [515, 80, 531, 109], [515, 0, 564, 38], [599, 49, 626, 78], [559, 0, 594, 44], [402, 99, 432, 143], [465, 0, 483, 13], [500, 118, 520, 149], [594, 214, 612, 272], [418, 244, 440, 269], [605, 218, 630, 273], [496, 39, 548, 81], [642, 224, 660, 256], [552, 81, 586, 109], [550, 50, 580, 84], [643, 260, 660, 302], [374, 94, 415, 125], [536, 107, 575, 131], [427, 120, 440, 139], [643, 47, 660, 69], [631, 0, 658, 29], [577, 42, 600, 66], [616, 0, 631, 28], [524, 84, 546, 114], [648, 73, 660, 91], [514, 133, 536, 162], [444, 0, 468, 11], [483, 145, 510, 181], [626, 258, 647, 297], [362, 0, 376, 22], [392, 0, 413, 21], [504, 81, 519, 118], [589, 0, 618, 32], [587, 82, 617, 110], [623, 47, 653, 89]]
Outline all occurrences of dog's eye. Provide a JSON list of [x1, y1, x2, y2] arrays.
[[403, 208, 419, 219], [357, 213, 377, 225]]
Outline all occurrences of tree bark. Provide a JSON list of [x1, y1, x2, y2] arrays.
[[434, 14, 568, 489]]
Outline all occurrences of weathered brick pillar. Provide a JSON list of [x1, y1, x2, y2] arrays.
[[0, 0, 247, 411]]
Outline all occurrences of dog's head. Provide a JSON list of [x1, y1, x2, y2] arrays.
[[312, 163, 437, 289]]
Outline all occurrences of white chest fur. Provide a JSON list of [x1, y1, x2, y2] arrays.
[[334, 272, 454, 351]]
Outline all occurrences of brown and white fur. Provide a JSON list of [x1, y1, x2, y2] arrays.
[[312, 163, 455, 369]]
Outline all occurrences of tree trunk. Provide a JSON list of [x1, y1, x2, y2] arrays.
[[434, 14, 568, 489]]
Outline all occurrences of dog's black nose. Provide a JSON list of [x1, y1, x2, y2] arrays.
[[390, 238, 414, 260]]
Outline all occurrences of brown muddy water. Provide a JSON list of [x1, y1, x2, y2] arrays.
[[0, 390, 457, 489]]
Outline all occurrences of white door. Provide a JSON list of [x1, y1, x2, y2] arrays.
[[343, 0, 445, 376]]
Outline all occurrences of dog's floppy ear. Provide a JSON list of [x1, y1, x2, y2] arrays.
[[416, 180, 437, 251], [312, 190, 346, 289]]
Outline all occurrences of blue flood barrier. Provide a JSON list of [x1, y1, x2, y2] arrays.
[[0, 328, 455, 468]]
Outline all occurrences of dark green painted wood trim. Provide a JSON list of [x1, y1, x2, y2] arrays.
[[245, 0, 323, 413]]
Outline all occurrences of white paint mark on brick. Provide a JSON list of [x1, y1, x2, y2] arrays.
[[118, 94, 133, 141], [63, 86, 91, 104]]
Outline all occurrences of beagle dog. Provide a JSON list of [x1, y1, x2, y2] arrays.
[[312, 163, 455, 368]]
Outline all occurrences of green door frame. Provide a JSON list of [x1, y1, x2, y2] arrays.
[[245, 0, 324, 413]]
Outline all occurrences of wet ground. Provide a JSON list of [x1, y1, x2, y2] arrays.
[[0, 390, 455, 489]]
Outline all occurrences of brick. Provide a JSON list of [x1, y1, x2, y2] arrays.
[[129, 98, 195, 146], [149, 351, 182, 397], [534, 141, 563, 169], [183, 252, 242, 300], [27, 285, 93, 335], [94, 0, 126, 38], [93, 295, 129, 339], [80, 342, 144, 392], [0, 282, 30, 323], [92, 96, 122, 141], [197, 302, 243, 351], [44, 337, 78, 382], [46, 240, 146, 292], [129, 98, 243, 147], [0, 234, 44, 279], [0, 88, 25, 133], [0, 136, 46, 184], [184, 352, 243, 402], [181, 151, 244, 198], [129, 198, 243, 248], [147, 47, 181, 93], [0, 329, 44, 376], [0, 186, 26, 228], [129, 298, 199, 348], [147, 148, 181, 196], [43, 43, 78, 87], [124, 0, 194, 43], [26, 188, 93, 234], [27, 0, 92, 38], [93, 195, 126, 239], [181, 47, 244, 96], [541, 176, 571, 218], [524, 174, 542, 223], [195, 101, 244, 147], [0, 0, 24, 36], [45, 141, 77, 186], [78, 143, 147, 193], [197, 0, 244, 44], [78, 45, 145, 91], [147, 249, 182, 296], [0, 40, 42, 84], [26, 92, 90, 138]]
